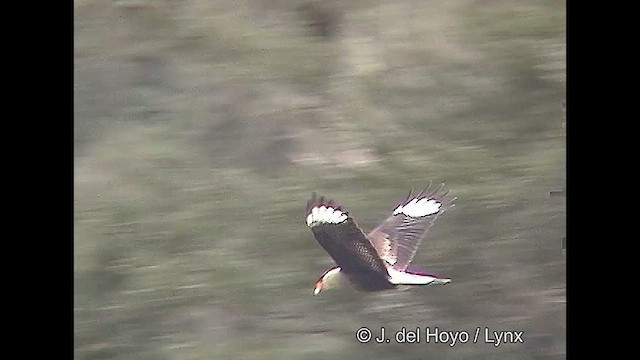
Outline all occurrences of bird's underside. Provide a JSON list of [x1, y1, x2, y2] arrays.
[[305, 183, 455, 294]]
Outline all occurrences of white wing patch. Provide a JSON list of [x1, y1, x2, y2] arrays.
[[306, 206, 348, 227], [393, 198, 442, 218]]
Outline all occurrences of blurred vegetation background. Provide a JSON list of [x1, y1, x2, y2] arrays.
[[74, 0, 565, 359]]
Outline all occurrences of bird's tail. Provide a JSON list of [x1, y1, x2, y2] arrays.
[[387, 268, 451, 286]]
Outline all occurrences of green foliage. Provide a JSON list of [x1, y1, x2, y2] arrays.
[[75, 1, 565, 359]]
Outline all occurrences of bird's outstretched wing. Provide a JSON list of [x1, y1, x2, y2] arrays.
[[305, 193, 390, 284], [367, 183, 456, 271]]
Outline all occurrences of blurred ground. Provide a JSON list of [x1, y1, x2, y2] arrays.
[[74, 1, 565, 359]]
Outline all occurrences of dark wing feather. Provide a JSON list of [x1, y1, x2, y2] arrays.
[[367, 183, 456, 271], [305, 193, 390, 285]]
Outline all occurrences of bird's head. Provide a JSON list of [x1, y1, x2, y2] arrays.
[[313, 266, 342, 295]]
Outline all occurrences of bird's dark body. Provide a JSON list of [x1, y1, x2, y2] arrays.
[[343, 270, 396, 291], [311, 220, 394, 291]]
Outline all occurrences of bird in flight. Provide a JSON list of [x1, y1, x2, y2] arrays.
[[305, 183, 455, 295]]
